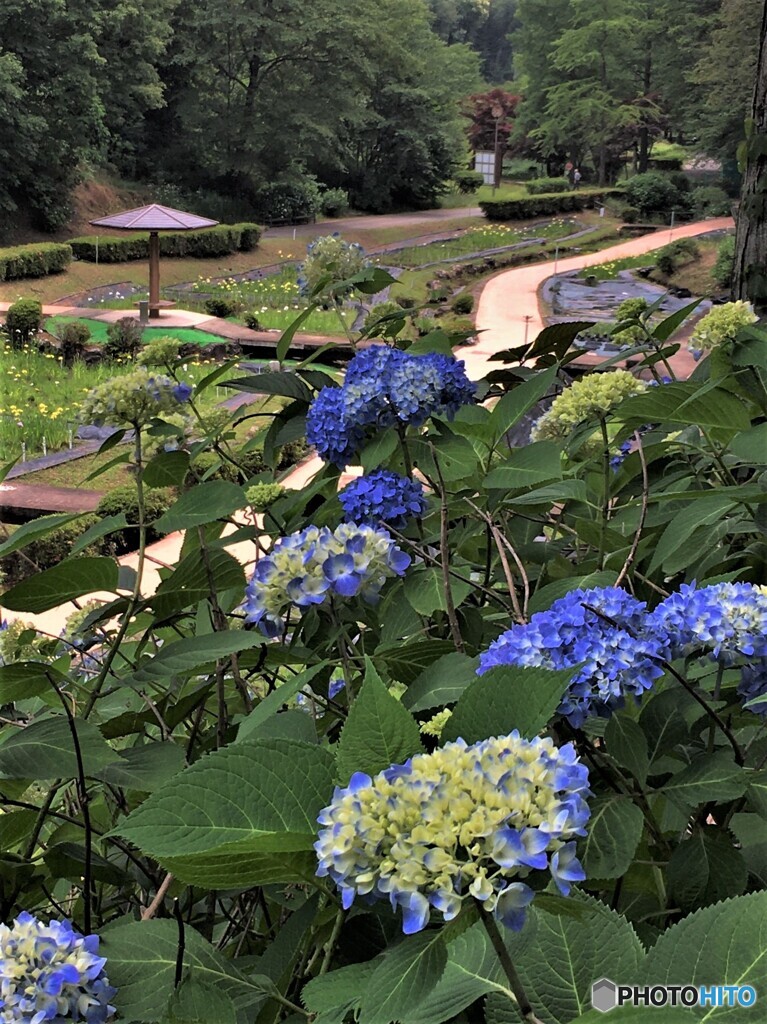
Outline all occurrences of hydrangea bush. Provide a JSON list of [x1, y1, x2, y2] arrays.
[[2, 261, 767, 1024]]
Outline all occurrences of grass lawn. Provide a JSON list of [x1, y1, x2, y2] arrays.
[[45, 317, 229, 346]]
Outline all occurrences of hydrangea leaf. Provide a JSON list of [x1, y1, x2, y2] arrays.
[[0, 662, 65, 703], [642, 892, 767, 1016], [403, 653, 480, 713], [661, 751, 747, 808], [360, 430, 398, 472], [0, 512, 84, 558], [236, 662, 329, 742], [1, 556, 119, 613], [579, 795, 644, 880], [483, 441, 563, 489], [302, 962, 377, 1023], [618, 382, 751, 432], [604, 715, 649, 785], [358, 930, 448, 1024], [667, 828, 747, 911], [488, 363, 558, 440], [0, 716, 119, 780], [336, 658, 422, 784], [154, 481, 247, 534], [110, 738, 335, 881], [95, 742, 187, 793], [101, 919, 267, 1024], [167, 977, 238, 1024], [142, 449, 191, 489], [127, 632, 267, 685], [442, 664, 574, 744], [404, 567, 473, 616]]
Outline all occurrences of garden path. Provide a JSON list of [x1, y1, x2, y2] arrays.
[[2, 216, 734, 634], [263, 207, 483, 239]]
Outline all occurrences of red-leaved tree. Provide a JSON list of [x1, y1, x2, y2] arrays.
[[461, 88, 521, 153]]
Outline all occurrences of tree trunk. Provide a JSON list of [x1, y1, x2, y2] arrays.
[[733, 0, 767, 306], [638, 54, 652, 174]]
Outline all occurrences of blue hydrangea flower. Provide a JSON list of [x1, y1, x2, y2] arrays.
[[172, 382, 193, 403], [306, 345, 475, 466], [647, 582, 767, 716], [647, 582, 767, 664], [315, 733, 591, 934], [478, 587, 664, 727], [0, 912, 116, 1023], [339, 470, 427, 527], [243, 523, 410, 636]]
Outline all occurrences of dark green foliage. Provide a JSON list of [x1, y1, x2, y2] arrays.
[[95, 486, 174, 553], [451, 292, 475, 314], [526, 176, 570, 195], [1, 515, 100, 585], [453, 170, 485, 195], [395, 294, 418, 309], [319, 188, 350, 217], [363, 301, 404, 333], [480, 189, 622, 220], [253, 180, 322, 224], [624, 173, 682, 218], [5, 298, 42, 348], [67, 224, 261, 263], [713, 234, 736, 289], [104, 317, 143, 362], [56, 320, 91, 367], [655, 237, 701, 276], [0, 242, 71, 281], [691, 185, 732, 217], [243, 311, 262, 330], [204, 297, 238, 318]]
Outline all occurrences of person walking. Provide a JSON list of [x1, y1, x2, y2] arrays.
[[573, 167, 582, 189]]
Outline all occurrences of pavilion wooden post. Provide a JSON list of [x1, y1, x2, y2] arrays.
[[148, 230, 161, 319]]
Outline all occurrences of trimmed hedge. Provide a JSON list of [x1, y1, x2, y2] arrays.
[[525, 177, 570, 195], [0, 242, 72, 281], [479, 189, 623, 221], [68, 222, 261, 263]]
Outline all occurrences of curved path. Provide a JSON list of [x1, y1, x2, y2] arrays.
[[2, 217, 734, 634], [466, 216, 733, 380]]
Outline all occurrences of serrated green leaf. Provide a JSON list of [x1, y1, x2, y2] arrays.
[[605, 715, 649, 784], [359, 931, 448, 1024], [70, 514, 130, 555], [647, 495, 737, 574], [618, 383, 751, 432], [746, 770, 767, 818], [378, 639, 456, 684], [225, 371, 312, 402], [484, 441, 562, 490], [151, 549, 246, 618], [489, 364, 558, 440], [167, 976, 238, 1024], [236, 663, 329, 742], [667, 828, 747, 911], [404, 567, 473, 616], [143, 450, 191, 489], [661, 751, 747, 807], [101, 919, 265, 1024], [403, 653, 479, 713], [509, 479, 588, 506], [642, 891, 767, 1019], [580, 796, 644, 879], [0, 513, 83, 558], [411, 433, 479, 483], [336, 659, 422, 783], [128, 633, 266, 685], [0, 716, 118, 780], [155, 482, 246, 534], [0, 662, 61, 703], [360, 431, 398, 472], [95, 742, 186, 792], [111, 739, 334, 884], [443, 665, 573, 744], [302, 962, 376, 1022], [1, 557, 119, 613]]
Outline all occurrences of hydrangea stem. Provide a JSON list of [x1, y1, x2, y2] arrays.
[[481, 912, 544, 1024]]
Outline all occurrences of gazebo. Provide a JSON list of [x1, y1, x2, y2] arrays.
[[89, 204, 219, 319]]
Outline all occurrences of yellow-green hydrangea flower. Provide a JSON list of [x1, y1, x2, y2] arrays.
[[690, 301, 758, 354], [531, 369, 647, 443]]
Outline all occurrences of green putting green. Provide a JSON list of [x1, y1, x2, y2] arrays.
[[45, 316, 228, 346]]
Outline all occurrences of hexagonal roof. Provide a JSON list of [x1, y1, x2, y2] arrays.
[[90, 204, 218, 231]]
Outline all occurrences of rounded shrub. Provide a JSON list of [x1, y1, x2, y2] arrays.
[[363, 301, 404, 334], [691, 185, 732, 218], [204, 297, 238, 318], [95, 486, 174, 554], [320, 188, 350, 218], [526, 177, 570, 195], [244, 311, 262, 330], [451, 293, 475, 315], [104, 317, 143, 363], [57, 320, 91, 367], [5, 298, 42, 349], [255, 179, 322, 224], [624, 173, 682, 219], [453, 170, 485, 195], [713, 235, 736, 290]]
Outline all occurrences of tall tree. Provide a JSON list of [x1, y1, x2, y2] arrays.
[[690, 0, 763, 163], [733, 0, 767, 304]]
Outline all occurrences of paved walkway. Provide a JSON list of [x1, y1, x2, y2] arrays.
[[264, 207, 482, 239], [2, 216, 734, 634], [0, 482, 102, 516]]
